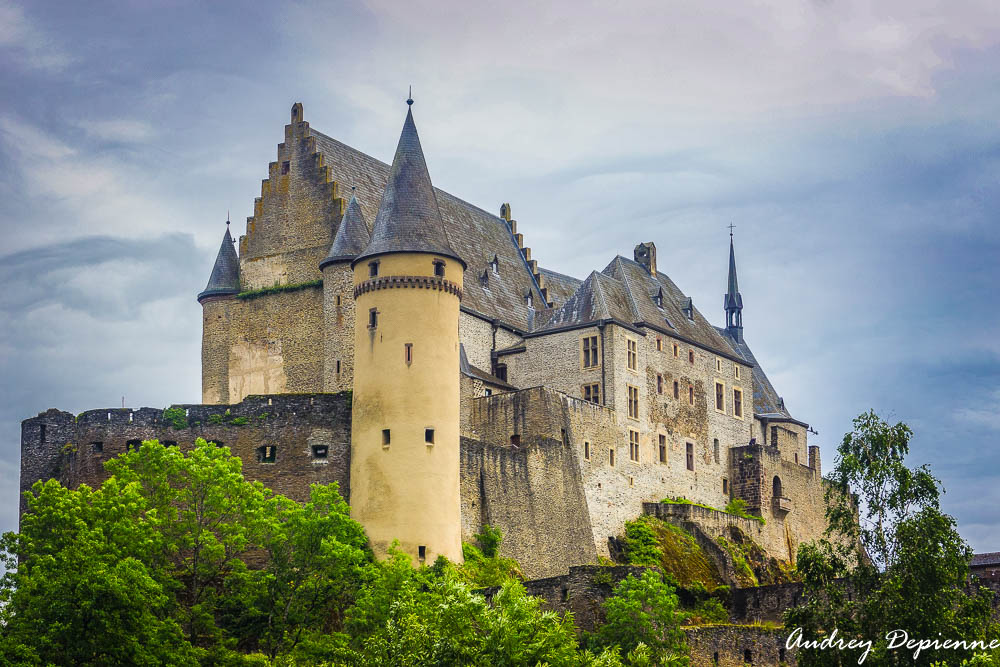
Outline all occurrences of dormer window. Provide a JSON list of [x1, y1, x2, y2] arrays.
[[480, 270, 489, 288], [653, 288, 664, 308], [433, 260, 445, 277], [525, 291, 533, 308], [368, 261, 379, 277], [491, 255, 499, 275], [682, 297, 694, 320]]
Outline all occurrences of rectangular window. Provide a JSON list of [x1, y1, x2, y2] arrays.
[[91, 441, 104, 454], [258, 445, 276, 463], [716, 358, 722, 371], [405, 343, 413, 364], [771, 426, 779, 447], [336, 359, 341, 374], [561, 428, 568, 446], [688, 385, 694, 405], [609, 448, 615, 466], [312, 445, 328, 459], [673, 380, 679, 399], [368, 261, 379, 277], [657, 374, 663, 394], [686, 442, 695, 471], [584, 441, 591, 461], [658, 434, 667, 463], [583, 383, 600, 404], [433, 260, 445, 277], [715, 381, 725, 411], [510, 434, 520, 447], [418, 545, 426, 561], [629, 429, 640, 462], [627, 339, 638, 371], [369, 308, 378, 328], [281, 160, 290, 174], [714, 438, 720, 463], [735, 365, 741, 380], [484, 388, 492, 396], [336, 294, 341, 307], [723, 478, 729, 494], [673, 343, 679, 357], [733, 388, 743, 419], [382, 429, 391, 447], [688, 349, 695, 364], [627, 385, 640, 419], [582, 335, 599, 368], [495, 364, 507, 382], [656, 337, 662, 351], [425, 428, 435, 444]]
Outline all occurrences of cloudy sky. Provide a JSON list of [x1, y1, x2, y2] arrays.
[[1, 0, 998, 550]]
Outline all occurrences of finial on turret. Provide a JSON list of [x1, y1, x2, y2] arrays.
[[728, 222, 735, 238], [407, 86, 413, 106]]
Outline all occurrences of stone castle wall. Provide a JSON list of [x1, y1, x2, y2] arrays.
[[322, 264, 357, 392]]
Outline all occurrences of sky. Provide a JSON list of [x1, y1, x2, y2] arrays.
[[0, 0, 998, 550]]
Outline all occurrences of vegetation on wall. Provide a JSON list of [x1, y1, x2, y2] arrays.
[[236, 279, 323, 301], [659, 496, 765, 526], [621, 516, 724, 591]]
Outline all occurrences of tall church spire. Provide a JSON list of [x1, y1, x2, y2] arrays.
[[353, 99, 465, 268], [724, 230, 743, 341]]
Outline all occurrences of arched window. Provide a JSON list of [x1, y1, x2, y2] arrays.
[[773, 476, 783, 499]]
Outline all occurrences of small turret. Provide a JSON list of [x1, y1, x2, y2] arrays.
[[198, 221, 241, 404], [724, 232, 743, 342], [197, 222, 241, 303], [321, 193, 371, 391]]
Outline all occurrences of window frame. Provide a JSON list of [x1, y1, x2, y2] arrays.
[[658, 433, 667, 464], [714, 380, 726, 413], [629, 429, 640, 463], [583, 383, 600, 404], [626, 337, 638, 372], [733, 386, 744, 420], [368, 260, 379, 277], [581, 334, 600, 369], [627, 384, 640, 420], [686, 442, 695, 471]]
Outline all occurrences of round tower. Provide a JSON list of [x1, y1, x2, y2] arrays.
[[198, 220, 241, 404], [350, 99, 466, 564], [320, 192, 371, 392]]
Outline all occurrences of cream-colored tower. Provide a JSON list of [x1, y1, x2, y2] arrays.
[[349, 99, 466, 564]]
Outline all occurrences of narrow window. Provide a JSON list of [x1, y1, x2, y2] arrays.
[[744, 649, 752, 664], [39, 424, 46, 443], [723, 478, 729, 494], [688, 349, 695, 364], [258, 445, 276, 463], [629, 476, 634, 487], [773, 476, 783, 498], [312, 445, 328, 458], [336, 359, 341, 374], [795, 452, 799, 463], [433, 260, 445, 277], [491, 255, 499, 274], [609, 448, 615, 466], [658, 434, 667, 463], [336, 294, 341, 307], [735, 365, 741, 380], [368, 261, 379, 277], [510, 434, 520, 447], [656, 337, 662, 351], [425, 428, 435, 444], [368, 308, 378, 328], [713, 652, 719, 666], [582, 335, 599, 368], [418, 545, 426, 561], [627, 339, 638, 371], [494, 364, 507, 382], [688, 385, 694, 405], [583, 383, 600, 404], [126, 439, 141, 452], [716, 358, 722, 371], [771, 426, 778, 446], [673, 380, 679, 399], [672, 343, 679, 358], [382, 429, 391, 447], [561, 428, 568, 446], [629, 429, 640, 462], [281, 160, 290, 174], [686, 442, 694, 471], [779, 648, 786, 663], [405, 343, 413, 365], [525, 292, 533, 308], [733, 388, 743, 418], [627, 385, 640, 419], [91, 441, 104, 454], [584, 441, 591, 461], [713, 438, 720, 463], [715, 382, 725, 411], [484, 388, 492, 396], [657, 374, 663, 394]]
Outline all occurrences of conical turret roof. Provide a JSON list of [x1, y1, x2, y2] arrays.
[[197, 224, 241, 303], [320, 194, 371, 269], [354, 103, 465, 268]]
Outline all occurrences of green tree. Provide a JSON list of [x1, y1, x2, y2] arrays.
[[786, 411, 996, 666]]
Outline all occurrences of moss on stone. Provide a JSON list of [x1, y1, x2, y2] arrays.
[[624, 516, 725, 591], [236, 279, 323, 301]]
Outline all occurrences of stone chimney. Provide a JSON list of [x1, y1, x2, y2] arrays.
[[634, 242, 656, 275]]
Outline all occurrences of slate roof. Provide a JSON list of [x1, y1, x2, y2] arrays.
[[971, 552, 1000, 568], [716, 326, 797, 421], [307, 129, 545, 332], [355, 106, 464, 267], [725, 236, 743, 311], [532, 271, 637, 333], [198, 225, 240, 302], [538, 267, 582, 307], [320, 194, 370, 268], [460, 344, 516, 390]]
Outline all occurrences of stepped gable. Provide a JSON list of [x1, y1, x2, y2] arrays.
[[198, 224, 240, 302], [537, 267, 583, 308], [531, 270, 635, 333], [307, 130, 545, 332], [602, 255, 741, 359], [716, 327, 796, 420], [320, 194, 371, 268]]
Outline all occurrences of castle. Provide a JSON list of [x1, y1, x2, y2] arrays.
[[21, 99, 834, 580]]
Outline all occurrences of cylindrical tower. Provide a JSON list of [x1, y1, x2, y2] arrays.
[[198, 221, 241, 404], [321, 193, 370, 393], [349, 99, 466, 564]]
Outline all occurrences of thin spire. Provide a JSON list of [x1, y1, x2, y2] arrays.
[[407, 86, 413, 106], [724, 227, 743, 338], [198, 219, 241, 303], [353, 99, 465, 268]]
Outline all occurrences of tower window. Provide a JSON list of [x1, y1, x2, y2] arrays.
[[336, 359, 341, 374], [281, 161, 290, 174], [657, 374, 663, 394], [382, 429, 391, 447], [405, 343, 413, 365], [627, 385, 639, 419], [433, 260, 445, 277], [658, 434, 667, 463], [484, 388, 492, 396], [561, 428, 568, 446], [312, 445, 328, 459], [584, 441, 591, 461], [656, 337, 662, 351], [733, 388, 743, 418], [510, 434, 520, 447], [336, 294, 341, 307], [686, 442, 694, 471], [672, 343, 679, 358], [258, 445, 276, 463], [715, 382, 725, 411], [425, 428, 434, 444], [723, 478, 729, 494], [716, 358, 722, 371], [609, 448, 615, 466], [583, 383, 600, 404], [735, 365, 741, 380], [673, 380, 679, 399], [369, 308, 378, 328], [368, 261, 379, 277], [688, 349, 695, 364], [713, 438, 720, 463], [91, 441, 104, 454], [688, 385, 694, 405], [418, 545, 426, 561]]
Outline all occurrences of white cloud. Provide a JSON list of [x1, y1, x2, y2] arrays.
[[77, 119, 156, 143], [0, 0, 70, 72]]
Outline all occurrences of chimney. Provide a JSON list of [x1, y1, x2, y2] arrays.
[[634, 242, 656, 275]]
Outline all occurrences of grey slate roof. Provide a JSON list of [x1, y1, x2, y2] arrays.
[[725, 237, 743, 311], [716, 326, 796, 421], [320, 194, 370, 268], [354, 106, 464, 268], [971, 552, 1000, 568], [538, 267, 583, 307], [532, 270, 636, 333], [307, 130, 545, 332], [460, 344, 516, 389], [198, 225, 240, 302]]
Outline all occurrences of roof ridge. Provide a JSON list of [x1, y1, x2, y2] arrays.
[[591, 270, 612, 320], [614, 256, 642, 322]]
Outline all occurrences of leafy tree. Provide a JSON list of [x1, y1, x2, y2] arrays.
[[593, 570, 689, 666], [786, 411, 996, 666], [456, 525, 523, 587]]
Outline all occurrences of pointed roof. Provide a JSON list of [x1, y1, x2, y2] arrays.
[[725, 236, 743, 311], [533, 271, 636, 333], [320, 194, 371, 269], [197, 224, 240, 303], [353, 104, 465, 268]]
